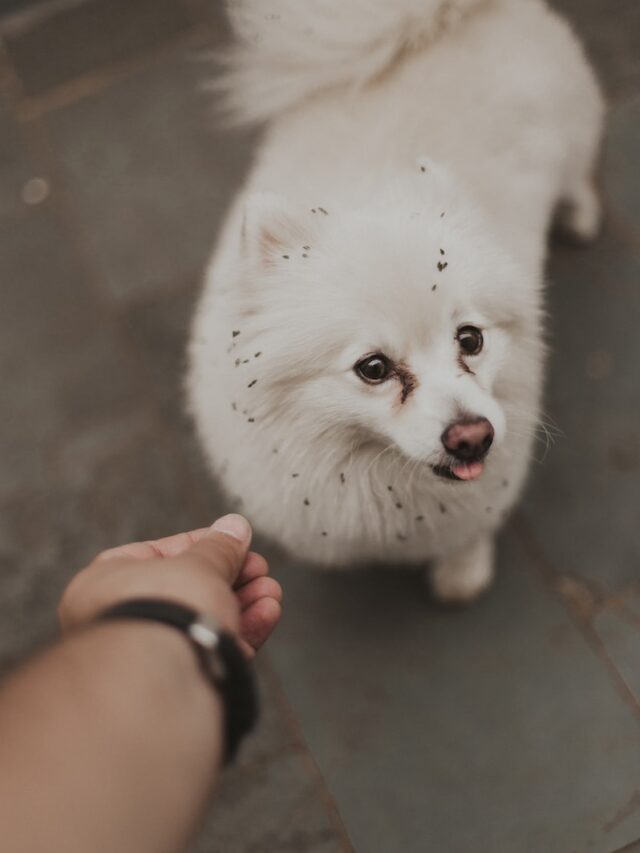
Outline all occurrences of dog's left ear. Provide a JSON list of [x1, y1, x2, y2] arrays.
[[241, 192, 315, 268]]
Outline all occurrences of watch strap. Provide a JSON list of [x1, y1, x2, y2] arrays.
[[97, 598, 258, 763]]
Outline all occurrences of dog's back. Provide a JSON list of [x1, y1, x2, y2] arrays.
[[218, 0, 603, 273], [218, 0, 488, 125]]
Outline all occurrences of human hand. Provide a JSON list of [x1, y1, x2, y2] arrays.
[[58, 514, 282, 658]]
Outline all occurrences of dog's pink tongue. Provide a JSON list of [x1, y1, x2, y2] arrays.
[[452, 461, 484, 481]]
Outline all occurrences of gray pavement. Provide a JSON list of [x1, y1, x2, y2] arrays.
[[0, 1, 638, 851]]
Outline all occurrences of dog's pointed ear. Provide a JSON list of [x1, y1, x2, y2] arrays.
[[241, 192, 312, 267]]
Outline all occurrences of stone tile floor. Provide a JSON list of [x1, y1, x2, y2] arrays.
[[0, 1, 638, 851]]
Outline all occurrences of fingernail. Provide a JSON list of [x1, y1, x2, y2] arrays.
[[210, 513, 251, 543]]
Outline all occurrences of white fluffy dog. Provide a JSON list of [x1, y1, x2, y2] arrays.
[[188, 0, 603, 602]]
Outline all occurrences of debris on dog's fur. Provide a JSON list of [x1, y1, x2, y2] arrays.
[[242, 358, 250, 364], [254, 352, 262, 358], [304, 498, 310, 506], [437, 261, 448, 271], [235, 358, 241, 366], [302, 253, 309, 258], [387, 485, 393, 491], [311, 208, 317, 213], [420, 165, 426, 172], [232, 330, 240, 337], [439, 503, 447, 513], [242, 409, 248, 415], [322, 531, 328, 536], [432, 284, 437, 291], [303, 245, 311, 251], [282, 254, 290, 259], [318, 207, 328, 215], [292, 473, 299, 478], [231, 402, 237, 411], [272, 448, 278, 454], [340, 472, 346, 483], [248, 379, 257, 388], [395, 502, 403, 509], [440, 248, 445, 255], [416, 515, 424, 522], [247, 417, 255, 423]]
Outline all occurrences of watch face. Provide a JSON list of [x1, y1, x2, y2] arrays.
[[188, 616, 227, 682], [188, 614, 221, 650]]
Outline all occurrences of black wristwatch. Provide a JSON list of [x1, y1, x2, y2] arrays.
[[98, 598, 258, 763]]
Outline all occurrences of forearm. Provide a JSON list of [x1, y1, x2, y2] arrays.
[[0, 621, 222, 853]]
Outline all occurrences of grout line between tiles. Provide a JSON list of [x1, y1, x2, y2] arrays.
[[514, 512, 640, 723], [608, 838, 640, 853], [13, 26, 211, 121], [0, 0, 88, 36], [260, 652, 357, 853]]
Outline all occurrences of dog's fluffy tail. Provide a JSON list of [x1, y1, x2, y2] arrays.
[[219, 0, 489, 124]]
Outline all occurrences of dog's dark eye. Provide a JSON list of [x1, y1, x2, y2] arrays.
[[355, 353, 393, 384], [456, 325, 484, 356]]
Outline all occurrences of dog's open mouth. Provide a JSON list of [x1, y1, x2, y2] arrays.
[[432, 461, 485, 482]]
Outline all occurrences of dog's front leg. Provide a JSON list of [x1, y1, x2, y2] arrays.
[[430, 534, 495, 605]]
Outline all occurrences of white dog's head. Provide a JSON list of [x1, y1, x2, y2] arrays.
[[234, 168, 543, 484]]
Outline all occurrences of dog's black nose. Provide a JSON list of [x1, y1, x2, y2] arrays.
[[441, 417, 494, 462]]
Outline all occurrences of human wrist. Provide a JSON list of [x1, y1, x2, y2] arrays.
[[96, 598, 257, 764], [70, 619, 224, 769], [0, 617, 224, 853]]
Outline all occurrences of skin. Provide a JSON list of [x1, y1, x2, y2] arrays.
[[0, 514, 281, 853]]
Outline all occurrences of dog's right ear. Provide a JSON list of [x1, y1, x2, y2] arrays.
[[241, 192, 313, 268]]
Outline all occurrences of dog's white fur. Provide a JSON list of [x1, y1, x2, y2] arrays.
[[188, 0, 603, 601]]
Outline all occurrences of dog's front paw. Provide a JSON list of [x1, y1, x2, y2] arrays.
[[429, 536, 495, 606]]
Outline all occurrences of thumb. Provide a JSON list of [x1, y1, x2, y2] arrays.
[[186, 514, 252, 585]]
